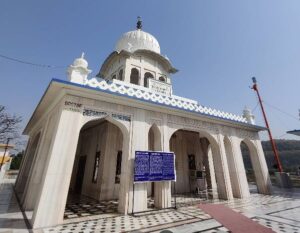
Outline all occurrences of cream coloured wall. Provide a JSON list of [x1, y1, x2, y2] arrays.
[[69, 121, 123, 201], [16, 90, 272, 229]]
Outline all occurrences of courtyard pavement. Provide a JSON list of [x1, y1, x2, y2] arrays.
[[0, 174, 300, 233]]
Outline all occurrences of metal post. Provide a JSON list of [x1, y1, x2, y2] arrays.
[[173, 181, 177, 209], [132, 182, 135, 214], [251, 77, 283, 172], [0, 138, 11, 171]]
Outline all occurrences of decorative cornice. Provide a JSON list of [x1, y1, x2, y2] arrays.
[[84, 77, 248, 124]]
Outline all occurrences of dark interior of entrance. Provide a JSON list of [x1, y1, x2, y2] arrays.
[[169, 130, 216, 205], [64, 120, 123, 220]]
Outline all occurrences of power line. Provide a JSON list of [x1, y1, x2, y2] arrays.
[[263, 101, 299, 122], [278, 133, 288, 139], [252, 101, 259, 113], [0, 53, 66, 69]]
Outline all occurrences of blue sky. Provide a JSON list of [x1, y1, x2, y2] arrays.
[[1, 0, 300, 140]]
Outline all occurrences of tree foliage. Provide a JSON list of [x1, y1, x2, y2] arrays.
[[0, 105, 22, 143], [10, 151, 23, 170], [242, 139, 300, 172]]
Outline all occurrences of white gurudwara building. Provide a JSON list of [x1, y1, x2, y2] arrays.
[[15, 18, 272, 229]]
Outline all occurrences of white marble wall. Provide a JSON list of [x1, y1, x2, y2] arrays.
[[15, 93, 272, 229]]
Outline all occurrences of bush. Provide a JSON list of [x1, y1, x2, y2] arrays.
[[10, 152, 23, 170]]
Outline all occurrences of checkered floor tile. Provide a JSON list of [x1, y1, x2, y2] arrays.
[[253, 217, 300, 233], [46, 209, 197, 233], [43, 190, 300, 233], [201, 226, 230, 233], [64, 194, 119, 219]]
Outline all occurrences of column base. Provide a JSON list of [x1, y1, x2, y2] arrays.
[[275, 172, 293, 188]]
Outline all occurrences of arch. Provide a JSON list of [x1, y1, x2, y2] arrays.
[[81, 115, 129, 138], [159, 76, 166, 82], [64, 116, 130, 218], [148, 124, 162, 151], [144, 72, 154, 87], [130, 68, 139, 85], [169, 127, 233, 200], [169, 129, 218, 193], [118, 69, 123, 81], [241, 139, 258, 185], [112, 74, 116, 80], [240, 138, 271, 194]]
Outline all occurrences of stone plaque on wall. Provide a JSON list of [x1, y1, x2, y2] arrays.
[[148, 79, 172, 96]]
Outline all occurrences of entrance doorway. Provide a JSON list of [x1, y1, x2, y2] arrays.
[[240, 141, 258, 193], [64, 119, 124, 220], [169, 130, 217, 207]]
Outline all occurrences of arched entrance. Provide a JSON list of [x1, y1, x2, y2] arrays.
[[240, 139, 272, 195], [240, 141, 257, 193], [64, 119, 125, 220], [169, 129, 232, 206]]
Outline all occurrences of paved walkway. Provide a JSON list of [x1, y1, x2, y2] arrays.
[[1, 175, 300, 233], [0, 177, 29, 233]]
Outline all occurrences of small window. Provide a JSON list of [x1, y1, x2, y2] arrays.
[[159, 76, 166, 82], [188, 154, 196, 170], [115, 151, 122, 183], [130, 68, 139, 85], [144, 72, 154, 87], [118, 69, 123, 81], [92, 151, 101, 183]]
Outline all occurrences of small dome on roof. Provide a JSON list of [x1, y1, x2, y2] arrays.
[[115, 17, 160, 54], [73, 53, 88, 69]]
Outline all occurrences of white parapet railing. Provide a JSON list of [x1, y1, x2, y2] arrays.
[[85, 77, 248, 123]]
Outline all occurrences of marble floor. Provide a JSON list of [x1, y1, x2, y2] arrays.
[[1, 176, 300, 233], [64, 194, 119, 220], [0, 178, 29, 233]]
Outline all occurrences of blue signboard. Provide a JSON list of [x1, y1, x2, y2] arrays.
[[162, 152, 176, 181], [134, 151, 150, 182], [134, 151, 176, 183]]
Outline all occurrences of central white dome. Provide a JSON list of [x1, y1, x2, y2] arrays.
[[115, 29, 161, 54]]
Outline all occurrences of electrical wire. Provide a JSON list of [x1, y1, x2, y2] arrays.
[[252, 101, 259, 113], [0, 53, 66, 69], [278, 133, 288, 139], [263, 101, 299, 122]]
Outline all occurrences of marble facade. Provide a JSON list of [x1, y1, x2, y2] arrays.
[[15, 20, 272, 229]]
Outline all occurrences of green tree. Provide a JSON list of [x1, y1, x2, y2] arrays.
[[10, 151, 23, 170]]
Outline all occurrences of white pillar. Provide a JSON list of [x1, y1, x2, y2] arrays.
[[31, 109, 82, 228], [15, 137, 32, 194], [154, 118, 171, 209], [213, 134, 233, 200], [22, 124, 48, 209], [118, 109, 148, 213], [250, 139, 272, 194], [226, 136, 250, 198], [23, 112, 61, 210], [16, 133, 41, 200], [207, 146, 218, 198]]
